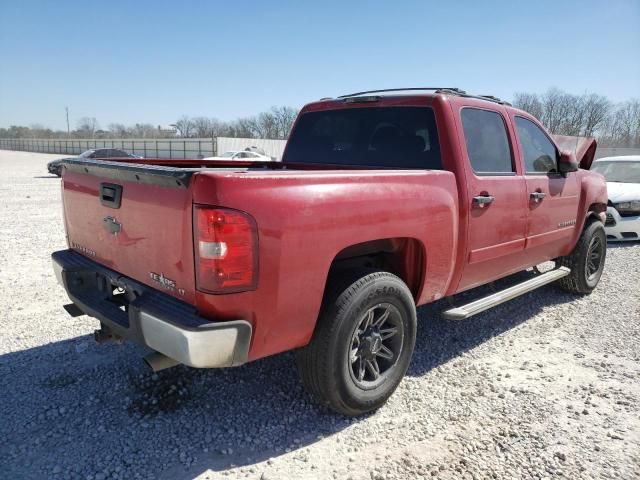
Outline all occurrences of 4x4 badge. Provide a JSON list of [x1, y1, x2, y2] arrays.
[[149, 272, 185, 296]]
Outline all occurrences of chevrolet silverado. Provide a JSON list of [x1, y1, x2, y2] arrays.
[[52, 88, 608, 415]]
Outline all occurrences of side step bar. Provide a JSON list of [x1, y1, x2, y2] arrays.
[[442, 267, 570, 320]]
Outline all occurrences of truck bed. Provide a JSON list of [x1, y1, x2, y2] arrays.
[[60, 156, 459, 360]]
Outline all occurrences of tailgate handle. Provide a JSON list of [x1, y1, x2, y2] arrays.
[[100, 183, 122, 209]]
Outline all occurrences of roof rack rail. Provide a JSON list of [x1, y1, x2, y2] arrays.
[[337, 87, 466, 98], [477, 95, 512, 106], [334, 87, 511, 106]]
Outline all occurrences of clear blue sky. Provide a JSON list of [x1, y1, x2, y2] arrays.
[[1, 0, 638, 130]]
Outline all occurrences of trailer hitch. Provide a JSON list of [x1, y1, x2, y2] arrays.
[[94, 324, 123, 344]]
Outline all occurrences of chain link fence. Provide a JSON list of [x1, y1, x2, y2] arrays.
[[0, 138, 217, 159], [0, 137, 290, 160], [4, 137, 634, 162]]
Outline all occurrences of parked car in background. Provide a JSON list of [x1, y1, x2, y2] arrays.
[[591, 156, 640, 241], [47, 149, 142, 176], [203, 150, 272, 161]]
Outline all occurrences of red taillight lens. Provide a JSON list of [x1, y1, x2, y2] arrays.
[[194, 206, 258, 293]]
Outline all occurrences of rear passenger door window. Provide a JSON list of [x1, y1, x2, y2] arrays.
[[515, 117, 558, 174], [461, 108, 514, 174]]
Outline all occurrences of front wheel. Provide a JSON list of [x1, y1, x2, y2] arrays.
[[557, 220, 607, 294], [296, 270, 417, 416]]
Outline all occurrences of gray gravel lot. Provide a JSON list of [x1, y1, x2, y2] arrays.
[[0, 150, 639, 480]]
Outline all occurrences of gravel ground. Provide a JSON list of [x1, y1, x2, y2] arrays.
[[0, 150, 639, 480]]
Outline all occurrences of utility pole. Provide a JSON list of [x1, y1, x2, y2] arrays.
[[65, 107, 70, 137]]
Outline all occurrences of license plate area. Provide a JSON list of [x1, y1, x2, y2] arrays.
[[87, 272, 142, 328]]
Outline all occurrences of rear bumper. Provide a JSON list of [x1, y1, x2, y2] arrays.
[[604, 207, 640, 241], [52, 249, 252, 368]]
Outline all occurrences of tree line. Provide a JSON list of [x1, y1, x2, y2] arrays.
[[2, 90, 639, 147], [513, 88, 640, 148], [0, 106, 299, 141]]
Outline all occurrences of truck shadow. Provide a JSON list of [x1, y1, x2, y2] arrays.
[[0, 270, 577, 480], [409, 275, 575, 378]]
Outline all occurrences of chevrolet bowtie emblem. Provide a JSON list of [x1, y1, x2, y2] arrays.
[[103, 216, 122, 235]]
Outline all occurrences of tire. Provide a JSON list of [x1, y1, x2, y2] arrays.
[[557, 220, 607, 294], [296, 269, 417, 416]]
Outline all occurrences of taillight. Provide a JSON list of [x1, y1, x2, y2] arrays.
[[194, 206, 258, 293]]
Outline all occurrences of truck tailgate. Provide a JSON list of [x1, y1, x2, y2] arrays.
[[61, 160, 197, 304]]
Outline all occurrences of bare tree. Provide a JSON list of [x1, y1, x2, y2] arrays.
[[513, 93, 543, 119], [108, 123, 128, 138], [76, 117, 99, 138], [254, 111, 277, 138], [192, 117, 215, 137], [174, 116, 195, 138], [131, 123, 157, 138], [29, 124, 55, 138], [582, 94, 610, 137], [270, 106, 298, 139], [602, 99, 640, 147], [210, 118, 231, 137], [514, 88, 619, 139], [539, 88, 564, 134], [230, 117, 259, 138], [560, 94, 584, 136]]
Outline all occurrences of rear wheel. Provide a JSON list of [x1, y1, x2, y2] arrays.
[[557, 220, 607, 294], [296, 269, 416, 416]]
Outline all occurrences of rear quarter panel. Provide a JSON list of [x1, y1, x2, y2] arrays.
[[192, 170, 458, 361]]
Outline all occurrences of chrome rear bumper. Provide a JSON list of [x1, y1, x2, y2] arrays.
[[52, 249, 252, 368]]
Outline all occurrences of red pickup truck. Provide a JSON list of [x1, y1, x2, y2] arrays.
[[53, 88, 608, 415]]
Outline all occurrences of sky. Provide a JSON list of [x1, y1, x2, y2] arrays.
[[0, 0, 638, 130]]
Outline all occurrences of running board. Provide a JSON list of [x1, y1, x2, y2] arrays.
[[442, 267, 571, 320]]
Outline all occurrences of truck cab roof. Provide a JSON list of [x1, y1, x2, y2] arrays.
[[317, 87, 511, 106]]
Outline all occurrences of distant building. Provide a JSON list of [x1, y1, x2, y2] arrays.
[[158, 125, 178, 136]]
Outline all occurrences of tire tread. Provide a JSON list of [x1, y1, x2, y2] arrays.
[[557, 220, 606, 294], [296, 269, 415, 415]]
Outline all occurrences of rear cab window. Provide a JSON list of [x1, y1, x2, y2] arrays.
[[283, 106, 442, 169], [460, 108, 514, 175]]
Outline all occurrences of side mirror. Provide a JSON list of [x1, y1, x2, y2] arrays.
[[558, 150, 578, 174]]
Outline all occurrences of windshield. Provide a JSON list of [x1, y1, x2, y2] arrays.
[[79, 150, 95, 158], [283, 106, 442, 169], [591, 161, 640, 183]]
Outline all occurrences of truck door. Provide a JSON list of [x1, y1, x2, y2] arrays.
[[511, 115, 579, 258], [456, 106, 529, 292]]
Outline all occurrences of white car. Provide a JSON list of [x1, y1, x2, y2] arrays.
[[591, 155, 640, 242], [203, 150, 272, 161]]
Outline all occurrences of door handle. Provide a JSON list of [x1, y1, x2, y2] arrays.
[[530, 191, 546, 202], [472, 195, 495, 205]]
